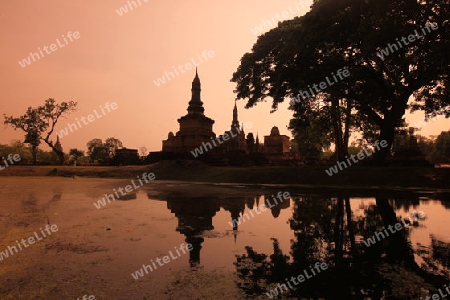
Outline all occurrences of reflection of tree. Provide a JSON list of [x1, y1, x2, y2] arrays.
[[438, 199, 450, 210], [389, 199, 422, 212], [417, 236, 450, 279], [235, 242, 279, 296], [234, 197, 450, 299], [431, 238, 450, 270], [235, 197, 337, 298]]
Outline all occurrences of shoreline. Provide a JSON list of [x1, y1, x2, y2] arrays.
[[1, 161, 449, 190]]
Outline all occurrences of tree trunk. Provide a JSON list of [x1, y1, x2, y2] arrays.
[[373, 119, 395, 165], [344, 198, 357, 259], [331, 96, 348, 161], [373, 96, 409, 165], [343, 98, 352, 152], [55, 149, 64, 165], [31, 145, 38, 164], [42, 138, 65, 165], [334, 198, 345, 267]]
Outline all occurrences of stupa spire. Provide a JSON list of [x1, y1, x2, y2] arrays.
[[187, 69, 204, 115], [231, 100, 240, 129]]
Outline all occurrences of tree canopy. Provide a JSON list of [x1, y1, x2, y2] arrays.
[[4, 98, 77, 164], [86, 137, 123, 163], [231, 0, 449, 163]]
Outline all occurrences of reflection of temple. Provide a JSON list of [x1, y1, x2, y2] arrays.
[[165, 197, 220, 267], [148, 70, 298, 165], [154, 194, 291, 268]]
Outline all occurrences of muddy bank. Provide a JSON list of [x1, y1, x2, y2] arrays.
[[0, 177, 249, 300], [1, 160, 450, 189]]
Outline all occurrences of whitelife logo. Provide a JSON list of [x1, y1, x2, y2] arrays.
[[376, 22, 438, 59], [228, 192, 291, 228], [362, 218, 408, 247], [191, 126, 241, 158], [116, 0, 149, 16], [18, 31, 81, 68], [77, 296, 95, 300], [57, 102, 118, 139], [131, 242, 193, 280], [421, 283, 450, 300], [266, 262, 329, 298], [153, 51, 215, 87], [93, 172, 155, 209], [289, 68, 350, 105], [191, 121, 253, 158], [412, 105, 450, 130], [0, 154, 21, 171], [325, 140, 389, 176], [0, 224, 58, 261]]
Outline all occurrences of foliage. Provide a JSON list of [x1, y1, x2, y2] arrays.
[[231, 0, 449, 164], [3, 98, 77, 164], [0, 140, 33, 162], [289, 103, 333, 158], [86, 137, 123, 163], [104, 137, 123, 157], [0, 141, 69, 165], [68, 148, 85, 165], [435, 131, 450, 162], [392, 130, 450, 164]]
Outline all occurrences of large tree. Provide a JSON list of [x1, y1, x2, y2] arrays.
[[231, 0, 449, 164], [435, 130, 450, 162], [4, 98, 77, 164]]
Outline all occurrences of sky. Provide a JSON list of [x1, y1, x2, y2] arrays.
[[0, 0, 448, 153]]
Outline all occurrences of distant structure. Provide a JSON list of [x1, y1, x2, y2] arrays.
[[217, 101, 248, 154], [54, 135, 63, 153], [264, 126, 290, 154], [162, 68, 216, 154], [113, 148, 140, 165], [148, 70, 297, 165], [391, 127, 432, 166]]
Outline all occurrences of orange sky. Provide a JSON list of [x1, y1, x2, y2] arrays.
[[0, 0, 448, 153]]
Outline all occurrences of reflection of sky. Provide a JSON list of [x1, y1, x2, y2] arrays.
[[204, 196, 295, 269], [401, 200, 450, 244], [350, 198, 449, 269], [1, 176, 449, 276], [350, 197, 449, 243]]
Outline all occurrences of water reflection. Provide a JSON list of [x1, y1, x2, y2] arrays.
[[234, 197, 450, 299], [148, 192, 450, 299], [154, 194, 292, 267]]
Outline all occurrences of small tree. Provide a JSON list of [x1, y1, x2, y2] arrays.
[[69, 148, 85, 166], [435, 131, 450, 163], [4, 98, 77, 164], [139, 146, 148, 158], [86, 137, 123, 163], [87, 139, 107, 163], [9, 140, 33, 163], [104, 137, 123, 157]]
